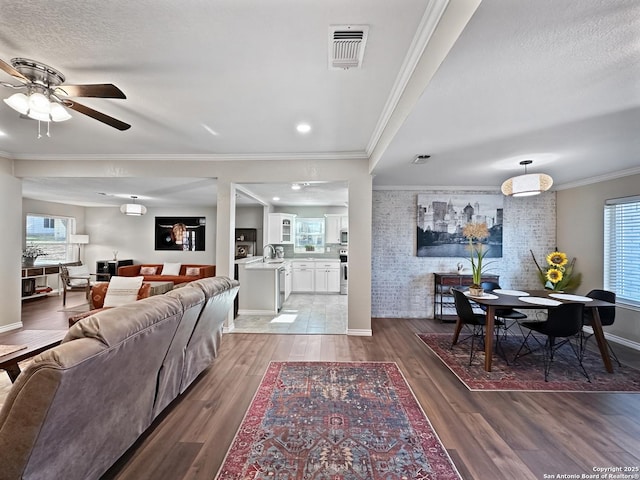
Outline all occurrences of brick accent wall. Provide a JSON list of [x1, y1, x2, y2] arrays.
[[371, 189, 556, 318]]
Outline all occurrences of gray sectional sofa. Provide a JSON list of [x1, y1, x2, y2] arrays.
[[0, 276, 239, 480]]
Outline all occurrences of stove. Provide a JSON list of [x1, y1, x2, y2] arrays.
[[339, 248, 348, 295]]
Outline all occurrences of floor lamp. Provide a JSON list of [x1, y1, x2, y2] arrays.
[[69, 234, 90, 262]]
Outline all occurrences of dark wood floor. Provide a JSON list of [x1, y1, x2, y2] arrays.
[[8, 292, 640, 480]]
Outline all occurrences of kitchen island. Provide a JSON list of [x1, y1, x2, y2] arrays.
[[236, 257, 290, 315]]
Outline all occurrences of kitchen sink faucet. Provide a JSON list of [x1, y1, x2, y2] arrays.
[[263, 244, 276, 261]]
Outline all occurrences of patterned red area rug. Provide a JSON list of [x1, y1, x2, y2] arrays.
[[215, 362, 461, 479], [417, 333, 640, 392]]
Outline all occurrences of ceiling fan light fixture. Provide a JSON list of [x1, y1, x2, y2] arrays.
[[501, 160, 553, 197], [4, 92, 29, 114], [120, 196, 147, 216], [27, 109, 52, 122], [28, 91, 50, 113], [49, 102, 72, 122]]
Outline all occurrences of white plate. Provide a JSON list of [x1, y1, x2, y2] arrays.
[[464, 292, 498, 300], [493, 289, 530, 296], [518, 297, 562, 306], [549, 293, 593, 302]]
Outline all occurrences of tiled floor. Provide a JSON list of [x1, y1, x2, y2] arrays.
[[232, 293, 348, 334]]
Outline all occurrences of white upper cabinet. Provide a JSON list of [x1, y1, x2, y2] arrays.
[[267, 213, 296, 244], [324, 214, 348, 244]]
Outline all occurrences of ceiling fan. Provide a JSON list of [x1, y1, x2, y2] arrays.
[[0, 57, 130, 131]]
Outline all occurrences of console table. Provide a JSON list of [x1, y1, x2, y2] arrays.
[[21, 265, 59, 300], [96, 259, 133, 281], [433, 272, 499, 322]]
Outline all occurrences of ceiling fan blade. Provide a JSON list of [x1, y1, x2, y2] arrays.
[[0, 58, 29, 83], [63, 100, 131, 131], [55, 83, 126, 99]]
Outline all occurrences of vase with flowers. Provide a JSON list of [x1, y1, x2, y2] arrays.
[[22, 243, 47, 267], [462, 222, 495, 296], [531, 249, 581, 292]]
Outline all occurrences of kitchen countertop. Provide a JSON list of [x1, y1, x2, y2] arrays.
[[244, 261, 289, 270], [236, 257, 341, 266]]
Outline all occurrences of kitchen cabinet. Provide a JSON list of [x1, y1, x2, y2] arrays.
[[281, 261, 292, 301], [292, 261, 315, 292], [314, 261, 340, 293], [324, 214, 348, 244], [293, 260, 340, 293], [433, 273, 500, 322], [267, 213, 295, 244], [237, 257, 283, 314]]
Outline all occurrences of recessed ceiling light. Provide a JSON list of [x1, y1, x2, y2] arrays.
[[296, 123, 311, 134], [273, 196, 280, 201], [202, 123, 219, 136], [412, 154, 431, 165], [291, 184, 301, 190]]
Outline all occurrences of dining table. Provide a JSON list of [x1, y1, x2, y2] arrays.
[[451, 288, 615, 373]]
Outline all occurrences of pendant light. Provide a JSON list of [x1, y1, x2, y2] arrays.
[[501, 160, 553, 197], [120, 196, 147, 216]]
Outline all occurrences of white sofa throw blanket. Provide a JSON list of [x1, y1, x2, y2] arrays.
[[103, 276, 144, 307]]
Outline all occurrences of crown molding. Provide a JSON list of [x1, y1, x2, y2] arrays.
[[365, 0, 450, 157], [555, 165, 640, 190], [7, 151, 369, 162], [373, 184, 500, 192]]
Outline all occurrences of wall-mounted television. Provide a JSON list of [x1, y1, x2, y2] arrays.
[[155, 216, 206, 251]]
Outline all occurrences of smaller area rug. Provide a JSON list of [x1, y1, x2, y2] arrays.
[[57, 303, 90, 314], [215, 361, 461, 480], [418, 333, 640, 392]]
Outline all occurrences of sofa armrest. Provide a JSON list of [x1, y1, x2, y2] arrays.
[[118, 265, 141, 276], [200, 265, 215, 277]]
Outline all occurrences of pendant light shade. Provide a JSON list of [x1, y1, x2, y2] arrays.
[[501, 160, 553, 197], [120, 196, 147, 215]]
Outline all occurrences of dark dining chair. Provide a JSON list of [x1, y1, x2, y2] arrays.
[[515, 302, 589, 382], [451, 288, 504, 365], [581, 289, 620, 367], [480, 281, 527, 337]]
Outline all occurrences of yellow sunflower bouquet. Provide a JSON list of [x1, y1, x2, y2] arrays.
[[531, 249, 581, 292]]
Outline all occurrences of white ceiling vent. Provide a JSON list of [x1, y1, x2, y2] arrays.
[[329, 25, 369, 70]]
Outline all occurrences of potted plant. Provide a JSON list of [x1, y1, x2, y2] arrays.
[[22, 243, 47, 267], [531, 249, 581, 292], [462, 222, 494, 296]]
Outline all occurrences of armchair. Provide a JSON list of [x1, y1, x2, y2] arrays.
[[59, 263, 104, 306]]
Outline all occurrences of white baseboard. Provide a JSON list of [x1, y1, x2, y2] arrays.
[[237, 309, 278, 316], [0, 322, 24, 334], [347, 328, 372, 336], [582, 326, 640, 351]]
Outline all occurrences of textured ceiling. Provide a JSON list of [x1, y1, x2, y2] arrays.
[[3, 0, 640, 207]]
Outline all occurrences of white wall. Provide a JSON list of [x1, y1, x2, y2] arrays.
[[0, 158, 22, 331], [84, 206, 217, 271], [557, 173, 640, 345]]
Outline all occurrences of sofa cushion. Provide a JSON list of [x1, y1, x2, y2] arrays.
[[139, 266, 157, 275], [161, 262, 181, 276], [185, 267, 200, 276], [103, 276, 144, 307]]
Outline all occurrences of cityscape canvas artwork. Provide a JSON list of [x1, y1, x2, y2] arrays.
[[416, 193, 503, 258]]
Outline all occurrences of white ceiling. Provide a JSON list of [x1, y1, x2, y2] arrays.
[[3, 0, 640, 207]]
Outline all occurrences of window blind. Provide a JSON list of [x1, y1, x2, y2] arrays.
[[604, 195, 640, 306]]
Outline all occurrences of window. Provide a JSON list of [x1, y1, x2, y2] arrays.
[[25, 214, 76, 264], [294, 218, 325, 253], [604, 196, 640, 307]]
